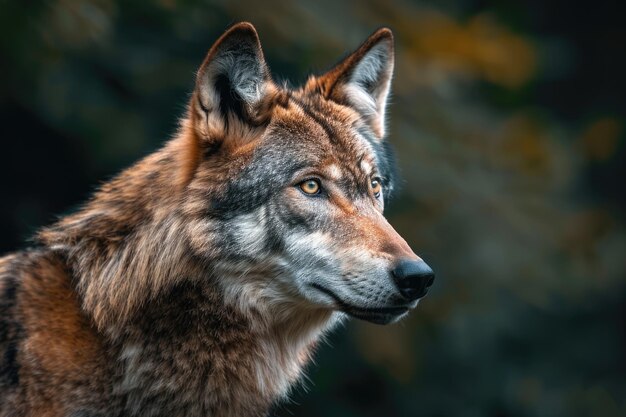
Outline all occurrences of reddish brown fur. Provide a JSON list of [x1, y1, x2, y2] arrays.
[[1, 251, 112, 415], [0, 23, 417, 417]]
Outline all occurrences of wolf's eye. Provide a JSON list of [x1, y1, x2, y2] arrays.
[[371, 178, 382, 198], [299, 179, 321, 195]]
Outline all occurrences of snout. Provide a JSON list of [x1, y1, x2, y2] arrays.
[[392, 259, 435, 301]]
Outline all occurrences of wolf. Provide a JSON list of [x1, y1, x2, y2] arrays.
[[0, 22, 434, 417]]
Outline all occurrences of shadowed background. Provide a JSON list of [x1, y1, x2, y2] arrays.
[[1, 1, 625, 416]]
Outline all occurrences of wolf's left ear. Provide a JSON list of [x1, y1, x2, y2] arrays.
[[193, 22, 273, 137], [319, 28, 394, 139]]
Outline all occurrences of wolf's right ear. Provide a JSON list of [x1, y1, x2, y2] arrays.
[[192, 22, 274, 139]]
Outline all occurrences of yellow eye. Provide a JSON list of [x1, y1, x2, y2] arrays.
[[300, 179, 321, 195], [371, 178, 382, 197]]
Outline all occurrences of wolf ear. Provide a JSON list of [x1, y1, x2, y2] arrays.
[[194, 22, 273, 136], [320, 28, 394, 139]]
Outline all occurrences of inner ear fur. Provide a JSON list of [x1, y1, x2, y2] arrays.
[[178, 23, 280, 188], [192, 22, 278, 141], [317, 28, 395, 139]]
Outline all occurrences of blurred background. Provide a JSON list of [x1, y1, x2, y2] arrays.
[[1, 0, 625, 416]]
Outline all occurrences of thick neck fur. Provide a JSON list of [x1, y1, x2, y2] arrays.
[[37, 127, 338, 416], [113, 281, 336, 417]]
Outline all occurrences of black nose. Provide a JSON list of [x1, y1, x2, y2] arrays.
[[392, 260, 435, 301]]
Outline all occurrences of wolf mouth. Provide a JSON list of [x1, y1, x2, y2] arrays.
[[309, 283, 409, 325]]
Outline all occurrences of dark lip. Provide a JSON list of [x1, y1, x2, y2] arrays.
[[309, 283, 410, 325]]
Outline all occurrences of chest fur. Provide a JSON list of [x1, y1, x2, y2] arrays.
[[111, 285, 337, 417]]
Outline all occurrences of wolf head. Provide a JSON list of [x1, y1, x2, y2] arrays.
[[40, 23, 434, 330], [180, 23, 434, 325]]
